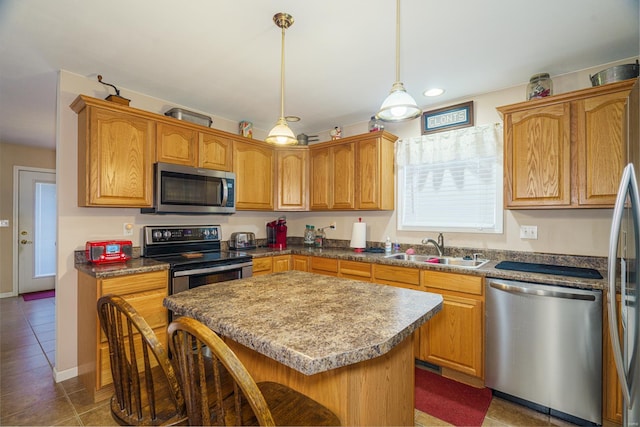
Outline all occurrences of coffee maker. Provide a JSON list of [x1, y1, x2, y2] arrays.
[[267, 216, 287, 249]]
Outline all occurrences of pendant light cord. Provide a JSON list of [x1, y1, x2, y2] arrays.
[[395, 0, 400, 83], [279, 24, 286, 118]]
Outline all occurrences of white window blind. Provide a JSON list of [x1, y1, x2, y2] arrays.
[[396, 123, 503, 233]]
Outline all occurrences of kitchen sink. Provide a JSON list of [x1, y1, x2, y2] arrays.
[[384, 253, 489, 269]]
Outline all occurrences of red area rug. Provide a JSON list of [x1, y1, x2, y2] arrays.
[[22, 290, 55, 301], [415, 367, 492, 426]]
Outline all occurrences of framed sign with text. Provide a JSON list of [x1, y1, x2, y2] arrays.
[[421, 101, 474, 135]]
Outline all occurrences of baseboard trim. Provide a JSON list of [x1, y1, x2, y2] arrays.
[[54, 366, 78, 383]]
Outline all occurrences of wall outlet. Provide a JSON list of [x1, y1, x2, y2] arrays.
[[329, 222, 336, 230], [0, 219, 8, 227], [123, 223, 134, 236], [520, 225, 538, 240]]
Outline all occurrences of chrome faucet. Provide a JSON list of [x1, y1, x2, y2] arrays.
[[421, 233, 444, 256]]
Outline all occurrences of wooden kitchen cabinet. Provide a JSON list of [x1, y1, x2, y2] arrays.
[[338, 260, 372, 281], [421, 270, 484, 382], [156, 121, 197, 166], [372, 264, 420, 289], [71, 95, 155, 207], [252, 257, 273, 276], [275, 147, 309, 211], [309, 256, 338, 276], [77, 269, 169, 402], [498, 80, 634, 209], [603, 293, 623, 425], [292, 255, 309, 272], [233, 139, 274, 210], [199, 131, 233, 171], [309, 131, 397, 211], [272, 255, 291, 272]]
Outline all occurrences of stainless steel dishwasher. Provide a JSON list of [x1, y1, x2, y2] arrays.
[[485, 278, 602, 425]]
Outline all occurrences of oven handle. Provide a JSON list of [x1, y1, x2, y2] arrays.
[[173, 261, 253, 277]]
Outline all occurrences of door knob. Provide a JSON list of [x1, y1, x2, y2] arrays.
[[20, 239, 33, 245]]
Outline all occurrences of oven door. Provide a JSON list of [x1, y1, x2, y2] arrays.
[[171, 260, 253, 295]]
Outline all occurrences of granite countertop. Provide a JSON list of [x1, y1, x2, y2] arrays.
[[164, 270, 443, 375], [75, 257, 168, 279], [245, 246, 608, 291], [74, 244, 608, 290]]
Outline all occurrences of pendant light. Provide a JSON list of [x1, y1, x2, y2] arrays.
[[266, 13, 298, 145], [376, 0, 421, 122]]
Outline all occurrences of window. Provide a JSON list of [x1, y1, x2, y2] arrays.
[[397, 123, 503, 233]]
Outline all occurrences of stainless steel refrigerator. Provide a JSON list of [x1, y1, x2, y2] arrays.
[[608, 77, 640, 427]]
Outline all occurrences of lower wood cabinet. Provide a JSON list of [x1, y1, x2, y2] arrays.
[[421, 270, 484, 382], [338, 260, 372, 281], [77, 269, 168, 403], [292, 255, 309, 272], [310, 256, 338, 276], [372, 264, 421, 289], [252, 255, 291, 276]]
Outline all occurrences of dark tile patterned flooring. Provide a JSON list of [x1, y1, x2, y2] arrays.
[[0, 295, 575, 426]]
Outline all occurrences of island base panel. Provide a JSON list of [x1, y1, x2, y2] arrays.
[[226, 335, 415, 426]]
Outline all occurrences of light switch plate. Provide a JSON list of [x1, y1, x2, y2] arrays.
[[520, 225, 538, 240], [0, 219, 9, 227], [123, 223, 134, 236]]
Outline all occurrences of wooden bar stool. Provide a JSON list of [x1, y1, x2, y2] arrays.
[[97, 294, 187, 426], [168, 316, 340, 426]]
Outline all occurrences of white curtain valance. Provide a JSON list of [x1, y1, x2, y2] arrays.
[[396, 123, 503, 167]]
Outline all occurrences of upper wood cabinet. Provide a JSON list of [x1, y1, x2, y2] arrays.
[[199, 131, 233, 171], [71, 95, 155, 207], [498, 80, 634, 209], [309, 131, 397, 211], [233, 139, 274, 210], [156, 122, 197, 166], [275, 147, 308, 211]]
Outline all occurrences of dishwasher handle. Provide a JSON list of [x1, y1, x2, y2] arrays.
[[488, 280, 596, 301]]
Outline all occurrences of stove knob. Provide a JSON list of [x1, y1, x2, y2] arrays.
[[163, 230, 172, 239], [203, 229, 210, 237], [152, 230, 163, 240]]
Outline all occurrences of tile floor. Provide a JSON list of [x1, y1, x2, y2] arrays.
[[0, 295, 575, 426]]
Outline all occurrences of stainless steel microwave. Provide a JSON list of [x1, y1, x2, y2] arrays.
[[141, 162, 236, 214]]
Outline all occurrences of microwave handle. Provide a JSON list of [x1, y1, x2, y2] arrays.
[[221, 178, 229, 207]]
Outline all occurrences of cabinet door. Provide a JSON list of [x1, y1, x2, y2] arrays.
[[576, 90, 628, 206], [275, 149, 308, 211], [81, 106, 155, 207], [292, 255, 309, 272], [252, 257, 273, 276], [332, 142, 356, 209], [310, 146, 332, 210], [199, 132, 233, 171], [504, 103, 571, 208], [372, 264, 420, 289], [156, 122, 197, 166], [422, 289, 483, 379], [339, 260, 372, 281], [233, 140, 274, 210], [357, 137, 394, 210], [272, 255, 291, 272]]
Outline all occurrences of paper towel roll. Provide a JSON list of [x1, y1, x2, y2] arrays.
[[350, 221, 367, 250]]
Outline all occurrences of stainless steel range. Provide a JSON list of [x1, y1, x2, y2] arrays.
[[142, 225, 253, 297]]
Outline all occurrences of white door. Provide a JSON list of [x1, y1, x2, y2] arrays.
[[18, 170, 56, 294]]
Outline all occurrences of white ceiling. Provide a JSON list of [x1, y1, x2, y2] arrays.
[[1, 0, 638, 150]]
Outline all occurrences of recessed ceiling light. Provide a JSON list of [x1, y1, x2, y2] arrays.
[[423, 88, 445, 97]]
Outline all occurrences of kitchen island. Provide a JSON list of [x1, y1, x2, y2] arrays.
[[164, 270, 443, 426]]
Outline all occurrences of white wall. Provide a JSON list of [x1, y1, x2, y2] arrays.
[[55, 58, 635, 380]]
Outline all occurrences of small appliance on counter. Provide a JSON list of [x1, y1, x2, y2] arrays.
[[267, 216, 287, 249], [229, 232, 256, 250], [85, 240, 132, 264]]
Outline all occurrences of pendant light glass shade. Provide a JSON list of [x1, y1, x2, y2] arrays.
[[376, 0, 421, 122], [266, 117, 297, 145], [266, 13, 298, 145]]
